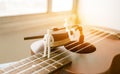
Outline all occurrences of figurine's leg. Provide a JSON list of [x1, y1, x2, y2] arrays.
[[47, 37, 51, 58], [47, 41, 51, 58], [43, 34, 48, 57], [43, 43, 47, 57], [78, 27, 84, 43], [79, 35, 84, 43]]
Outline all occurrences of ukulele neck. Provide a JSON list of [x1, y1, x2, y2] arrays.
[[0, 48, 71, 74]]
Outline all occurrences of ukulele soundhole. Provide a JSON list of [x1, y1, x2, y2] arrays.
[[64, 41, 96, 54]]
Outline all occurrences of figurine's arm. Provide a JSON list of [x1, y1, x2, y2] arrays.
[[52, 27, 65, 31]]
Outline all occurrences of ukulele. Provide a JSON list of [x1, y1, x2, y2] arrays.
[[0, 26, 119, 74]]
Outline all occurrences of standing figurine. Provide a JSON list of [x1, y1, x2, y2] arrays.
[[63, 14, 84, 43], [43, 29, 54, 58]]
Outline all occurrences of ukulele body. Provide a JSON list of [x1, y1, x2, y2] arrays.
[[53, 36, 120, 74]]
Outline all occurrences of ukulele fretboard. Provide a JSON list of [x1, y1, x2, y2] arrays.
[[0, 48, 71, 74]]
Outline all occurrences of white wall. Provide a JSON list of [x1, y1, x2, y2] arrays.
[[78, 0, 120, 30]]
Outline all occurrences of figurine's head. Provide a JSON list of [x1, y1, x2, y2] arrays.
[[64, 14, 77, 30], [64, 14, 77, 32], [47, 29, 52, 35], [65, 14, 76, 25]]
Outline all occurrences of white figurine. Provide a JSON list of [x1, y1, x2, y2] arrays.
[[64, 14, 81, 42], [43, 29, 54, 58]]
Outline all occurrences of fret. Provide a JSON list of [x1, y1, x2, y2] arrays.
[[33, 56, 58, 69], [33, 55, 71, 74], [33, 51, 71, 74], [35, 52, 66, 67], [19, 52, 42, 64], [33, 69, 50, 74], [37, 50, 63, 58], [2, 53, 43, 74], [49, 58, 63, 66], [36, 58, 58, 69], [37, 53, 63, 66], [18, 64, 50, 74], [58, 56, 71, 66], [47, 59, 71, 73], [37, 51, 64, 65], [33, 66, 54, 74], [50, 54, 71, 73], [35, 50, 67, 62], [13, 58, 32, 68], [17, 57, 57, 74], [16, 51, 65, 74], [49, 59, 71, 74], [1, 63, 15, 72], [33, 61, 71, 74], [2, 54, 40, 72], [20, 58, 32, 65]]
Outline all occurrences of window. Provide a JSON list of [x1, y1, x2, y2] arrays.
[[52, 0, 73, 12], [0, 0, 74, 17], [0, 0, 47, 17]]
